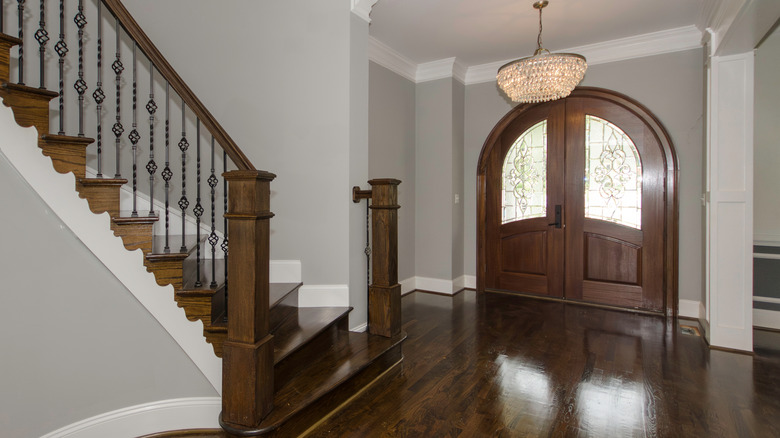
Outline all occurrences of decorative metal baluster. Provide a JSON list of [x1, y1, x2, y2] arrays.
[[73, 0, 87, 137], [111, 18, 123, 177], [17, 0, 24, 85], [193, 120, 203, 287], [178, 100, 189, 252], [55, 0, 68, 135], [92, 1, 104, 177], [222, 149, 228, 314], [146, 64, 157, 216], [208, 137, 218, 288], [34, 0, 48, 89], [162, 82, 172, 253], [129, 43, 139, 216]]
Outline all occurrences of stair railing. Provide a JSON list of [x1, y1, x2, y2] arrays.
[[353, 179, 403, 337], [0, 0, 274, 430]]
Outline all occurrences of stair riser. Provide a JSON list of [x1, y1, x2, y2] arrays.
[[76, 183, 122, 218], [274, 316, 349, 390], [144, 259, 185, 289], [269, 285, 299, 334], [273, 345, 404, 438], [112, 222, 155, 254], [40, 143, 87, 179], [0, 89, 52, 134], [0, 40, 14, 83]]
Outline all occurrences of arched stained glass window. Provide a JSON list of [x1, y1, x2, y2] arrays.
[[502, 120, 547, 224], [584, 115, 642, 229]]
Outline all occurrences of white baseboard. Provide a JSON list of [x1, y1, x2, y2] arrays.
[[270, 260, 302, 283], [402, 275, 477, 295], [754, 308, 780, 330], [679, 299, 704, 319], [40, 397, 221, 438], [298, 284, 350, 307], [350, 322, 368, 332]]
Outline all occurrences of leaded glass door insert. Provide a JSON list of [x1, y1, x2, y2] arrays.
[[584, 115, 642, 229], [502, 120, 547, 223]]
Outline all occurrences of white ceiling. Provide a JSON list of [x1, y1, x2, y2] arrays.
[[368, 0, 705, 67]]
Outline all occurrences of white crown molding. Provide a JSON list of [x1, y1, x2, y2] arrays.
[[352, 0, 379, 23], [0, 104, 222, 394], [40, 397, 221, 438], [369, 36, 417, 82], [466, 25, 704, 84], [370, 26, 703, 85]]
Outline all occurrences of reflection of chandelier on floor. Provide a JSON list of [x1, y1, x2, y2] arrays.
[[497, 0, 587, 103]]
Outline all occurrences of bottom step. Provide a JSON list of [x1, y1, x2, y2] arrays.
[[221, 331, 406, 437]]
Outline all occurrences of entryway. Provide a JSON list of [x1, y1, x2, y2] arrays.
[[477, 88, 678, 315]]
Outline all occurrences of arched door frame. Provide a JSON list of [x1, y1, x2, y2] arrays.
[[476, 87, 680, 317]]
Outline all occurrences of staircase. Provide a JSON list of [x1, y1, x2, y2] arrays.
[[0, 2, 404, 436]]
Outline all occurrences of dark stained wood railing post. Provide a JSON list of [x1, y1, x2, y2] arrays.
[[368, 179, 402, 337], [220, 170, 276, 432]]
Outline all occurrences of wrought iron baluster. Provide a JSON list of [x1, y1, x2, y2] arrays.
[[17, 0, 24, 85], [147, 64, 157, 216], [73, 0, 86, 136], [34, 0, 48, 89], [194, 120, 203, 287], [222, 149, 228, 315], [208, 137, 218, 288], [162, 82, 172, 253], [111, 17, 123, 177], [178, 99, 189, 252], [55, 0, 68, 135], [92, 0, 104, 177], [129, 43, 139, 216]]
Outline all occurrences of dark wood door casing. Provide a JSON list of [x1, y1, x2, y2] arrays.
[[477, 87, 679, 316]]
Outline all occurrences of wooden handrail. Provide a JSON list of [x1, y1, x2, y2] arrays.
[[101, 0, 255, 171]]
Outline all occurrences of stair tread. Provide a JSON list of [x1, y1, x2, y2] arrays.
[[1, 82, 60, 98], [0, 33, 22, 46], [270, 282, 302, 308], [260, 331, 406, 430], [41, 133, 95, 145], [112, 212, 160, 224], [78, 177, 128, 186], [182, 258, 225, 290], [272, 306, 352, 364], [150, 233, 200, 256]]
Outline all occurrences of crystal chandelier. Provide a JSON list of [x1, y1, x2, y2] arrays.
[[497, 0, 587, 103]]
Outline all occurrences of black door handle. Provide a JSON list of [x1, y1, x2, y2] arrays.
[[549, 205, 562, 228]]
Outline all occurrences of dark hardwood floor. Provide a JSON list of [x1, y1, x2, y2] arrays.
[[309, 290, 780, 437]]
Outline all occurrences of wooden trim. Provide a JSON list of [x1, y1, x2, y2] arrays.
[[476, 87, 680, 317], [100, 0, 255, 171]]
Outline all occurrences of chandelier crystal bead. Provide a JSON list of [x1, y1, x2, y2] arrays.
[[496, 1, 587, 103]]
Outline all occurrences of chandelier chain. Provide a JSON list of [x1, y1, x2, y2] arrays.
[[537, 6, 543, 51]]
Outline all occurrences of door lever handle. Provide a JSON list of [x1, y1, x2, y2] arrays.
[[548, 204, 562, 228]]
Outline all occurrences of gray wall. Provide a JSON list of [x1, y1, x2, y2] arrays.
[[124, 0, 362, 291], [462, 49, 705, 303], [452, 80, 466, 279], [0, 152, 216, 437], [754, 26, 780, 243], [368, 62, 416, 281], [416, 78, 455, 280]]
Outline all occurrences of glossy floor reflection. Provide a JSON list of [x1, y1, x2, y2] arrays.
[[310, 291, 780, 437]]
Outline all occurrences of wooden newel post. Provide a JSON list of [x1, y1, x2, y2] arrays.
[[220, 170, 276, 432], [368, 178, 402, 337]]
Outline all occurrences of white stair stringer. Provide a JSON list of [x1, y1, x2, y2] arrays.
[[0, 103, 222, 394]]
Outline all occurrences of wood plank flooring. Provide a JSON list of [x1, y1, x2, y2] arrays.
[[309, 290, 780, 437]]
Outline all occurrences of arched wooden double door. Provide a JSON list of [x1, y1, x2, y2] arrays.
[[477, 88, 678, 315]]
